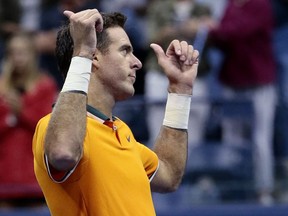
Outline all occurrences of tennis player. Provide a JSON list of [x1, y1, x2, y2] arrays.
[[33, 8, 199, 215]]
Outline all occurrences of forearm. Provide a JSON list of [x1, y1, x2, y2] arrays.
[[151, 93, 191, 192], [44, 55, 92, 171], [149, 39, 198, 192], [152, 126, 188, 192], [43, 9, 101, 171], [44, 92, 87, 171]]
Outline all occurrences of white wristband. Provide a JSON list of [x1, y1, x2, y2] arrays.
[[163, 93, 191, 129], [61, 56, 92, 94]]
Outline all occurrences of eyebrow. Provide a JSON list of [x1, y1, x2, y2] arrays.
[[119, 44, 133, 53]]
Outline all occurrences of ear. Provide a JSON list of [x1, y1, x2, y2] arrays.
[[92, 53, 100, 69]]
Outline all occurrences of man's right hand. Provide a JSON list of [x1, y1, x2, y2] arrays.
[[63, 9, 103, 59]]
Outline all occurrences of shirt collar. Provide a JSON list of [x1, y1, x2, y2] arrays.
[[86, 104, 116, 123]]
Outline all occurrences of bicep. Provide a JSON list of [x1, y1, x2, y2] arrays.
[[150, 160, 175, 193], [150, 126, 188, 193]]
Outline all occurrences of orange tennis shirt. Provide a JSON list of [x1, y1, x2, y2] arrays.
[[32, 105, 159, 216]]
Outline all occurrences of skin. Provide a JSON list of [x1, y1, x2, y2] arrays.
[[44, 9, 199, 193]]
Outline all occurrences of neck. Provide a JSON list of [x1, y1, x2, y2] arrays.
[[87, 93, 115, 120]]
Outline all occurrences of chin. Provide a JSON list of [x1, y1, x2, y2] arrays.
[[116, 89, 135, 101]]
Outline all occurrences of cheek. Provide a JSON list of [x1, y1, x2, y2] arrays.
[[98, 55, 129, 85], [98, 65, 119, 87], [102, 60, 126, 80]]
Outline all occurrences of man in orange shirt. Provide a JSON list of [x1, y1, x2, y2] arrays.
[[33, 9, 199, 215]]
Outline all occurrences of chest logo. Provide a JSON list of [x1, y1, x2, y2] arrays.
[[126, 135, 131, 142]]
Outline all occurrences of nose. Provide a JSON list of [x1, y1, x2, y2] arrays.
[[132, 54, 142, 70]]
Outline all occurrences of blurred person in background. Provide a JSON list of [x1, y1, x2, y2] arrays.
[[208, 0, 277, 205], [0, 0, 22, 63], [196, 0, 227, 21], [272, 0, 288, 203], [0, 32, 58, 206], [145, 0, 215, 148], [19, 0, 42, 34]]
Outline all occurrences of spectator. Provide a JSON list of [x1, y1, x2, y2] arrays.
[[19, 0, 42, 34], [0, 0, 22, 62], [208, 0, 277, 205], [271, 0, 288, 202], [0, 32, 58, 206], [196, 0, 227, 21]]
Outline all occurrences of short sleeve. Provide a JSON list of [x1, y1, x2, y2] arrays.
[[137, 143, 159, 181]]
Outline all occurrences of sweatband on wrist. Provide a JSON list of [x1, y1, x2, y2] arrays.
[[163, 93, 191, 129], [61, 56, 92, 94]]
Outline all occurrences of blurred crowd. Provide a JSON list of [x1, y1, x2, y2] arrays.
[[0, 0, 288, 209]]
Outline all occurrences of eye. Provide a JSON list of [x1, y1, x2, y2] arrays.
[[122, 48, 128, 55], [120, 45, 132, 56]]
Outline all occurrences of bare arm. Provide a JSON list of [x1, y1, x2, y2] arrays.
[[151, 126, 188, 192], [44, 9, 103, 171], [44, 93, 87, 171], [149, 40, 199, 192]]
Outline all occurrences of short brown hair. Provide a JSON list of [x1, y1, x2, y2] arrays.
[[55, 12, 127, 79]]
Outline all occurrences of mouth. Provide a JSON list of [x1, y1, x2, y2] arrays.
[[129, 75, 136, 82]]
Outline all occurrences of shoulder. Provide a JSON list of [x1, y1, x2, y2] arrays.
[[33, 114, 51, 161], [35, 114, 52, 133]]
